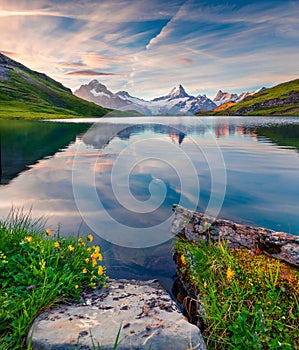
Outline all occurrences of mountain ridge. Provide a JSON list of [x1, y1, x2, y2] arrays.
[[0, 52, 111, 119], [74, 80, 217, 115]]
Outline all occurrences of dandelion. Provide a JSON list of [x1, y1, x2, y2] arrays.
[[46, 228, 52, 236], [98, 266, 103, 276], [85, 258, 90, 264], [25, 236, 32, 243], [54, 241, 60, 249], [226, 267, 235, 281], [68, 245, 75, 252], [82, 268, 87, 274], [87, 234, 93, 242]]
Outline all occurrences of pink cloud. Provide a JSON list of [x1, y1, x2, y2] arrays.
[[176, 57, 193, 65], [65, 70, 119, 76]]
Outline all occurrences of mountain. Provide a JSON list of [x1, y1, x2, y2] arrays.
[[216, 79, 299, 116], [74, 80, 216, 115], [0, 52, 110, 118], [213, 89, 259, 106]]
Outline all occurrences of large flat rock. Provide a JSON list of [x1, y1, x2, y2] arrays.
[[28, 279, 206, 350]]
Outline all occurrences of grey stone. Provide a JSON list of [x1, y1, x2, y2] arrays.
[[172, 204, 299, 266], [28, 279, 206, 350]]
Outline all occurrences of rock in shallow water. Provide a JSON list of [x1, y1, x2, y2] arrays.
[[28, 279, 206, 350]]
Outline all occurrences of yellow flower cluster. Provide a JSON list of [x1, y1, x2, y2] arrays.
[[78, 238, 85, 247], [54, 241, 60, 249], [68, 245, 75, 252], [0, 251, 8, 264], [91, 246, 102, 267], [25, 236, 32, 243]]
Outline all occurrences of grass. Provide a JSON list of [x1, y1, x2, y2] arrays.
[[0, 62, 111, 119], [175, 238, 299, 349], [0, 210, 108, 349]]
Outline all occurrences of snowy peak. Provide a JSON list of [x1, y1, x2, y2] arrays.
[[212, 88, 261, 106], [74, 80, 216, 115], [168, 84, 189, 99]]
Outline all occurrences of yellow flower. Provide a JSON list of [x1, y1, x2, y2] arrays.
[[87, 234, 93, 242], [87, 247, 91, 252], [39, 260, 46, 270], [92, 258, 97, 267], [85, 258, 90, 264], [203, 282, 207, 289], [97, 266, 103, 276], [54, 241, 60, 249], [94, 246, 100, 254], [226, 267, 235, 281], [46, 228, 52, 236], [75, 285, 79, 289], [68, 245, 75, 252], [25, 236, 32, 243], [181, 254, 186, 266], [78, 238, 85, 247], [82, 268, 87, 274]]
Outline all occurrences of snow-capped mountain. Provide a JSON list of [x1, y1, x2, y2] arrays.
[[213, 87, 267, 106], [74, 80, 216, 115]]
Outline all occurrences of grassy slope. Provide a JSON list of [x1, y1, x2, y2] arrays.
[[0, 54, 111, 119], [217, 79, 299, 116]]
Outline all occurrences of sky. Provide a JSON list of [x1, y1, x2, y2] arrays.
[[0, 0, 298, 100]]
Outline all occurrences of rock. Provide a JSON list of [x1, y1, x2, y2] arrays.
[[28, 279, 206, 350], [171, 205, 299, 266]]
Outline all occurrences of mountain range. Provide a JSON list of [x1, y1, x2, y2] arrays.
[[0, 52, 110, 119], [74, 80, 261, 115], [0, 52, 298, 118]]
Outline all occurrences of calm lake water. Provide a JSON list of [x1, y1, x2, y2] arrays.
[[1, 116, 299, 291]]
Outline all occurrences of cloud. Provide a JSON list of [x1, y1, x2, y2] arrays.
[[65, 70, 120, 76], [176, 57, 193, 65]]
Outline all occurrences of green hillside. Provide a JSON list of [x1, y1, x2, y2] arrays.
[[217, 79, 299, 116], [0, 53, 111, 119]]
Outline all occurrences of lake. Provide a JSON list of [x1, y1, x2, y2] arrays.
[[1, 116, 299, 291]]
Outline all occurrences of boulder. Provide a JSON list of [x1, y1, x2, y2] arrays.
[[28, 279, 206, 350], [171, 205, 299, 266]]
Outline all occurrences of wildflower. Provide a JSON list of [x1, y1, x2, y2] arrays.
[[54, 241, 60, 249], [25, 236, 32, 243], [75, 285, 79, 289], [85, 258, 90, 264], [181, 254, 186, 266], [226, 267, 235, 281], [46, 228, 52, 236], [68, 245, 75, 252], [27, 285, 35, 291], [92, 258, 97, 267], [39, 260, 46, 270], [78, 238, 85, 247], [82, 268, 87, 274], [87, 247, 91, 252], [203, 282, 207, 289], [87, 234, 93, 242], [97, 266, 103, 276]]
